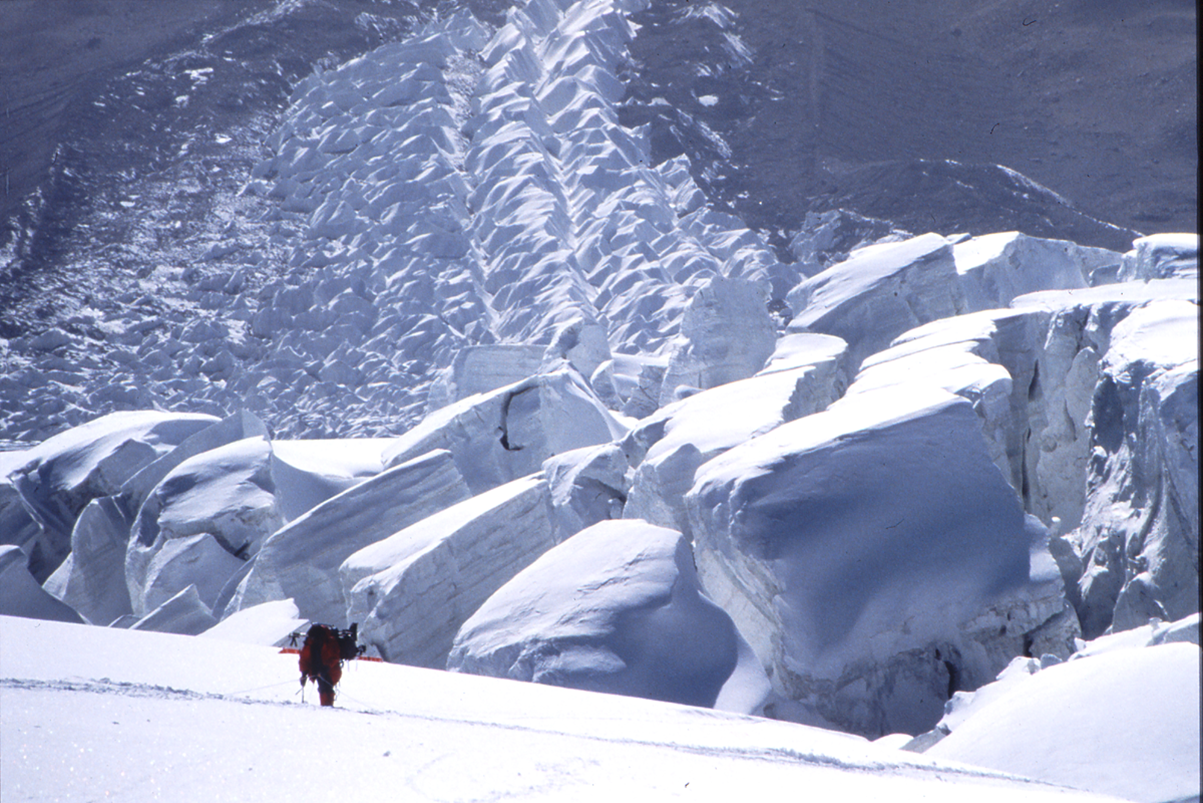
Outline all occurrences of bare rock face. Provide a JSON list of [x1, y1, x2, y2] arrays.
[[343, 473, 556, 668], [230, 448, 472, 627], [1073, 300, 1199, 638], [448, 519, 770, 714], [686, 387, 1067, 737]]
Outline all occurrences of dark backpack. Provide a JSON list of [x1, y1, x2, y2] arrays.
[[337, 623, 362, 661], [300, 623, 362, 667]]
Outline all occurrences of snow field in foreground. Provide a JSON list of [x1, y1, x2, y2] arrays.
[[1, 615, 1124, 802]]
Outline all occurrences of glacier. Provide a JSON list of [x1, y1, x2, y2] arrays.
[[0, 0, 1197, 799]]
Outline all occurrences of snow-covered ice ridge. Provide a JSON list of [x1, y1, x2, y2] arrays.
[[0, 0, 1191, 447]]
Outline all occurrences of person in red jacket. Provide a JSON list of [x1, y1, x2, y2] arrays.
[[298, 624, 358, 706]]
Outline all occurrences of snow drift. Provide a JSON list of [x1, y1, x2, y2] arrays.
[[448, 519, 772, 713], [927, 639, 1200, 803]]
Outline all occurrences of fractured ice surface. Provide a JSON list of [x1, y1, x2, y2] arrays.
[[849, 310, 1029, 496], [850, 304, 1095, 537], [128, 584, 218, 636], [448, 518, 771, 714], [381, 369, 625, 495], [124, 431, 374, 619], [125, 437, 283, 617], [1119, 232, 1199, 281], [657, 275, 777, 405], [686, 386, 1065, 736], [47, 498, 135, 625], [0, 470, 44, 585], [952, 231, 1117, 309], [786, 233, 962, 372], [0, 545, 84, 624], [230, 448, 472, 627], [623, 335, 848, 536], [999, 280, 1200, 637], [207, 0, 790, 439], [857, 279, 1198, 557], [757, 332, 849, 377], [343, 473, 556, 668], [1072, 299, 1199, 637], [1069, 611, 1200, 658], [3, 411, 218, 581], [784, 229, 1125, 381], [0, 0, 1197, 754], [425, 345, 547, 412], [118, 411, 270, 518], [542, 443, 629, 539]]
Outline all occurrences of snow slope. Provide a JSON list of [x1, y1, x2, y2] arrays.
[[0, 615, 1126, 802], [927, 642, 1200, 803]]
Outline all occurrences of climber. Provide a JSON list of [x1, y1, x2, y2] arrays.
[[298, 623, 362, 706]]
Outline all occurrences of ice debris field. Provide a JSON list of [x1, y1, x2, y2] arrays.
[[1, 0, 1199, 801]]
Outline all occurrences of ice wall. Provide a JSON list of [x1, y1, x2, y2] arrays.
[[685, 386, 1064, 736]]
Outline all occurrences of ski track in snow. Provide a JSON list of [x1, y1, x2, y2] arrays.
[[0, 675, 1065, 788]]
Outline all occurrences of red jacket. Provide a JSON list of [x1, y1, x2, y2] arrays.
[[298, 625, 343, 705]]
